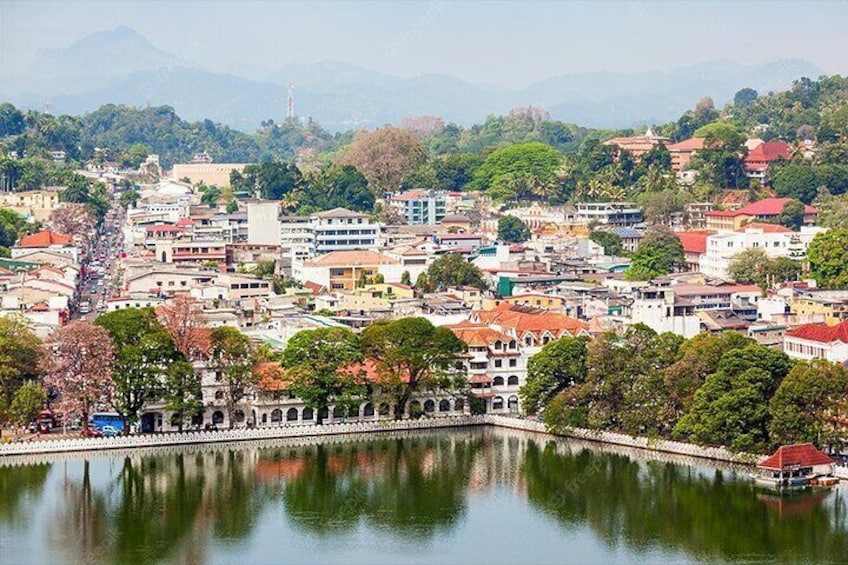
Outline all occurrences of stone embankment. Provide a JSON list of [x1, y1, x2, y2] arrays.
[[485, 415, 764, 465], [2, 414, 832, 471]]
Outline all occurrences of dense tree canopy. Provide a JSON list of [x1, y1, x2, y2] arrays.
[[626, 226, 685, 280], [471, 141, 563, 202], [421, 253, 487, 292], [497, 216, 531, 243], [807, 228, 848, 288]]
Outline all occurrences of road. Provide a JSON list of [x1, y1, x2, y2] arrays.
[[74, 195, 125, 321]]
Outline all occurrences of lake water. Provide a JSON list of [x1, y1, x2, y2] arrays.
[[0, 428, 846, 564]]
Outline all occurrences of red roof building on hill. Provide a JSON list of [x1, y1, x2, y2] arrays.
[[705, 198, 817, 231], [18, 230, 72, 247], [758, 443, 833, 472], [783, 321, 848, 364], [744, 141, 791, 180], [666, 137, 705, 172]]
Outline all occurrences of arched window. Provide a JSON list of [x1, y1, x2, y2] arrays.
[[508, 396, 519, 412], [319, 407, 329, 421], [303, 407, 314, 422], [524, 336, 534, 346], [212, 411, 224, 424], [287, 407, 299, 421], [424, 399, 435, 413], [333, 405, 346, 419], [454, 398, 465, 412], [439, 399, 451, 412], [261, 413, 267, 424], [170, 413, 181, 427], [234, 410, 245, 423], [492, 396, 504, 410], [271, 409, 282, 422], [363, 403, 375, 417], [409, 400, 422, 418], [508, 375, 519, 386], [493, 376, 505, 386]]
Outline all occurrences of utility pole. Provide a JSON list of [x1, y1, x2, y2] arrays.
[[286, 82, 295, 119]]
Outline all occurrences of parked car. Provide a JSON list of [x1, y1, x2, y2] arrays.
[[80, 427, 102, 438], [100, 425, 120, 437]]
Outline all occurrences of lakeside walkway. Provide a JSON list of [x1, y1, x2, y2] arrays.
[[0, 414, 782, 469]]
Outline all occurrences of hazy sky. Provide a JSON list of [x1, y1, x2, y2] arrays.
[[1, 1, 846, 86]]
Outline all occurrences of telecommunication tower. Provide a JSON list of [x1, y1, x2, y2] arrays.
[[286, 82, 295, 119]]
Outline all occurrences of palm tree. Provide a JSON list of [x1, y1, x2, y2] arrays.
[[279, 190, 301, 214]]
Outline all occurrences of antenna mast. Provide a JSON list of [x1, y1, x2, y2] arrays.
[[286, 81, 295, 119]]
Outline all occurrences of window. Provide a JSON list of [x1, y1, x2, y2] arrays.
[[509, 359, 517, 368], [508, 375, 519, 386], [494, 359, 502, 368]]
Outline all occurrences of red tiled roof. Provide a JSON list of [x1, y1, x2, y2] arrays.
[[744, 141, 790, 165], [707, 198, 816, 218], [758, 443, 832, 471], [785, 322, 848, 344], [737, 198, 816, 216], [666, 137, 705, 152], [447, 324, 513, 347], [476, 303, 588, 337], [738, 222, 792, 233], [19, 230, 72, 247], [675, 231, 712, 254]]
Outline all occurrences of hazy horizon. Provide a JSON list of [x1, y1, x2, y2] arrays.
[[1, 1, 846, 87]]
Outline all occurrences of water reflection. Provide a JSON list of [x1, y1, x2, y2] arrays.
[[1, 429, 846, 564], [520, 438, 848, 562]]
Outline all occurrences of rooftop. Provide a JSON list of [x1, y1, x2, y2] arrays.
[[785, 322, 848, 344], [758, 443, 832, 471], [18, 230, 72, 247]]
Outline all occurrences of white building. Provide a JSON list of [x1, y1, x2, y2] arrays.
[[628, 287, 701, 338], [247, 201, 282, 246], [390, 190, 449, 225], [575, 202, 643, 227], [700, 225, 825, 281], [312, 208, 381, 253], [783, 322, 848, 364]]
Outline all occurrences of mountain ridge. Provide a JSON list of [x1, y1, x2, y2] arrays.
[[1, 26, 828, 132]]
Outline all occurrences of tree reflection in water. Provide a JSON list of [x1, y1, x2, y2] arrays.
[[5, 430, 847, 564], [278, 433, 485, 537], [520, 438, 848, 562], [0, 462, 50, 528]]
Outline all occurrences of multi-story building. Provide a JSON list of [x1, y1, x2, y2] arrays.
[[448, 322, 524, 415], [628, 286, 700, 338], [154, 240, 227, 265], [0, 187, 63, 221], [293, 250, 401, 291], [312, 208, 381, 253], [666, 137, 705, 173], [789, 290, 848, 326], [575, 202, 644, 228], [743, 141, 790, 181], [699, 225, 824, 280], [390, 190, 448, 225]]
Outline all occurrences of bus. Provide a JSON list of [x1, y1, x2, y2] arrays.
[[89, 412, 124, 432]]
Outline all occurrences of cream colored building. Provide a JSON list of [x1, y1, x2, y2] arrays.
[[171, 163, 247, 188], [0, 188, 63, 221]]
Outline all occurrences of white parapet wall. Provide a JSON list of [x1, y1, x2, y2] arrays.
[[0, 416, 487, 456]]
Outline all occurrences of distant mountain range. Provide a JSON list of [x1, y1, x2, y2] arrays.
[[1, 26, 826, 132]]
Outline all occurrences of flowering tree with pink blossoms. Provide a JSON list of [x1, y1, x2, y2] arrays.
[[42, 321, 115, 434]]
